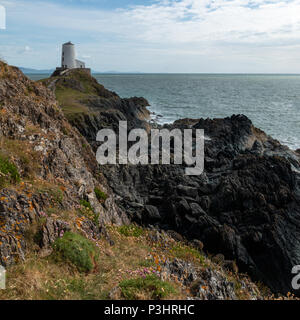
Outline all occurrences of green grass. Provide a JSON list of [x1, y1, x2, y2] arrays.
[[52, 232, 98, 273], [119, 275, 176, 300], [94, 187, 108, 202], [118, 224, 144, 237], [40, 69, 116, 120], [55, 87, 89, 115], [79, 199, 99, 225], [80, 199, 93, 211], [0, 155, 20, 188], [0, 252, 109, 300], [170, 244, 205, 265]]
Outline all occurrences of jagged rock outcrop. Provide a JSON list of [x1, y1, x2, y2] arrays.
[[96, 115, 300, 295], [161, 258, 245, 300]]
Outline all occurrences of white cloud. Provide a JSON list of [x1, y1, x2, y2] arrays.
[[6, 0, 300, 45], [122, 0, 300, 45], [2, 0, 300, 72]]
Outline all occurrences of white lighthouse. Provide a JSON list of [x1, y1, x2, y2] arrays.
[[61, 41, 76, 69], [52, 41, 90, 77], [61, 41, 86, 69]]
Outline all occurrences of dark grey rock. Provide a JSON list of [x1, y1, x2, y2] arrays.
[[93, 114, 300, 295], [190, 203, 206, 216], [41, 218, 71, 248], [143, 205, 161, 223], [177, 185, 198, 198]]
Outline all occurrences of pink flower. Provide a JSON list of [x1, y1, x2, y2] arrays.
[[39, 211, 46, 217]]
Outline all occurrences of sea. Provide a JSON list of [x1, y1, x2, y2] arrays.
[[27, 73, 300, 150]]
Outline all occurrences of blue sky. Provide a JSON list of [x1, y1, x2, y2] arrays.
[[45, 0, 156, 10], [1, 0, 300, 72]]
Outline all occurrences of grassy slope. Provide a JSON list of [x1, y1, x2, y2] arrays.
[[0, 223, 271, 300], [39, 70, 117, 120]]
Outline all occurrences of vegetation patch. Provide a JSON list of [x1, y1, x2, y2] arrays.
[[80, 199, 93, 211], [118, 224, 144, 237], [79, 199, 99, 224], [52, 232, 98, 272], [0, 254, 108, 300], [1, 222, 291, 300], [0, 138, 40, 179], [42, 276, 107, 300], [35, 182, 64, 205], [170, 244, 205, 265], [119, 274, 176, 300], [0, 155, 20, 188], [94, 187, 108, 202], [39, 69, 116, 121]]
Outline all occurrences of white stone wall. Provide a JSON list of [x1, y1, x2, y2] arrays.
[[76, 59, 86, 68]]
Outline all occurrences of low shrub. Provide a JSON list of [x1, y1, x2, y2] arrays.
[[52, 232, 98, 272]]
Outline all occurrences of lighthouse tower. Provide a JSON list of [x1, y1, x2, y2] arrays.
[[61, 41, 76, 69], [61, 41, 86, 69]]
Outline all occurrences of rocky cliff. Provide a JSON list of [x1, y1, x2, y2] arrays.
[[0, 62, 128, 267], [0, 63, 299, 299]]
